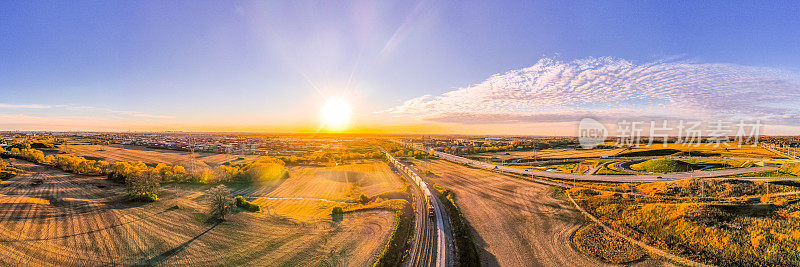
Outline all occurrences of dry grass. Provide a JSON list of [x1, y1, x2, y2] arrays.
[[575, 192, 800, 266], [572, 223, 645, 264], [60, 144, 259, 168]]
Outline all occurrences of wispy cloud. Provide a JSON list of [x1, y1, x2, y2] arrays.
[[60, 105, 174, 119], [0, 103, 173, 130], [0, 103, 52, 109], [384, 57, 800, 125]]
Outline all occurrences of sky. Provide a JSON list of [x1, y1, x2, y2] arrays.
[[1, 1, 799, 135]]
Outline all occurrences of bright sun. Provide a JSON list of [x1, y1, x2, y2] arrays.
[[320, 98, 352, 130]]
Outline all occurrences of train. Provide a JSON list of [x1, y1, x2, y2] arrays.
[[385, 151, 436, 220]]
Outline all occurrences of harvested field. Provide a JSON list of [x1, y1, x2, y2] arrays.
[[476, 148, 625, 161], [412, 158, 613, 266], [0, 159, 399, 265], [60, 144, 259, 168]]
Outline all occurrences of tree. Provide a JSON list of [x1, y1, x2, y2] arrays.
[[126, 169, 160, 201], [172, 165, 187, 182], [208, 184, 232, 220]]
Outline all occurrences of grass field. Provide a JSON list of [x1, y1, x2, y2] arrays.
[[630, 159, 695, 173], [0, 158, 402, 265], [475, 147, 625, 161], [59, 144, 259, 169], [510, 162, 588, 174], [594, 160, 638, 175], [616, 142, 781, 158]]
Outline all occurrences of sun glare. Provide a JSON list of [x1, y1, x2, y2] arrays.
[[321, 98, 352, 130]]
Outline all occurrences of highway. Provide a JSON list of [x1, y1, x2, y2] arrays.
[[381, 148, 449, 267], [398, 141, 781, 183]]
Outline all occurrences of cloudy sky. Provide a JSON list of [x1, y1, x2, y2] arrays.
[[1, 1, 799, 135]]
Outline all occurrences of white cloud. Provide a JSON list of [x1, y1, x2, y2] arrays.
[[61, 105, 174, 119], [0, 103, 51, 109], [385, 57, 800, 125]]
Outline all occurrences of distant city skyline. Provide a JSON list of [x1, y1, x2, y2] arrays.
[[2, 1, 799, 135]]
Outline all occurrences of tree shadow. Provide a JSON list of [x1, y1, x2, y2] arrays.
[[465, 219, 500, 266], [141, 220, 222, 265]]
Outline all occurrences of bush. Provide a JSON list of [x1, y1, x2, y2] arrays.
[[332, 206, 344, 214], [236, 157, 289, 183], [234, 196, 261, 212], [127, 192, 158, 202], [358, 193, 371, 204]]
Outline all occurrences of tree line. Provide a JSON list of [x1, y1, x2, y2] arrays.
[[1, 146, 289, 202]]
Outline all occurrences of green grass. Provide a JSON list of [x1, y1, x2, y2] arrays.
[[630, 158, 694, 173], [780, 163, 800, 176], [595, 161, 637, 175]]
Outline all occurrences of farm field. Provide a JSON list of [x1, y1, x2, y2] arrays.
[[0, 158, 400, 265], [616, 142, 782, 158], [59, 144, 259, 169], [475, 147, 625, 161], [411, 158, 669, 266]]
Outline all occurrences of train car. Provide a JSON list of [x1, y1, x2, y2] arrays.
[[427, 201, 435, 219]]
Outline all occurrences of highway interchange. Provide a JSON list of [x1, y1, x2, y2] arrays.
[[386, 140, 796, 266]]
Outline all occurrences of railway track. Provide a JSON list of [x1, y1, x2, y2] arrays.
[[380, 148, 445, 267], [408, 179, 436, 267]]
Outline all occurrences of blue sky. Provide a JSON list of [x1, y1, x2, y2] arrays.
[[1, 1, 799, 134]]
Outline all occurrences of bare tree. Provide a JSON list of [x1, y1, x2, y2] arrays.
[[208, 184, 232, 220]]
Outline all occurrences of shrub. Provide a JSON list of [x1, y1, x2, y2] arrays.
[[331, 206, 344, 215], [569, 187, 601, 198], [127, 192, 158, 202], [358, 193, 371, 204], [234, 196, 261, 212], [236, 157, 289, 183]]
